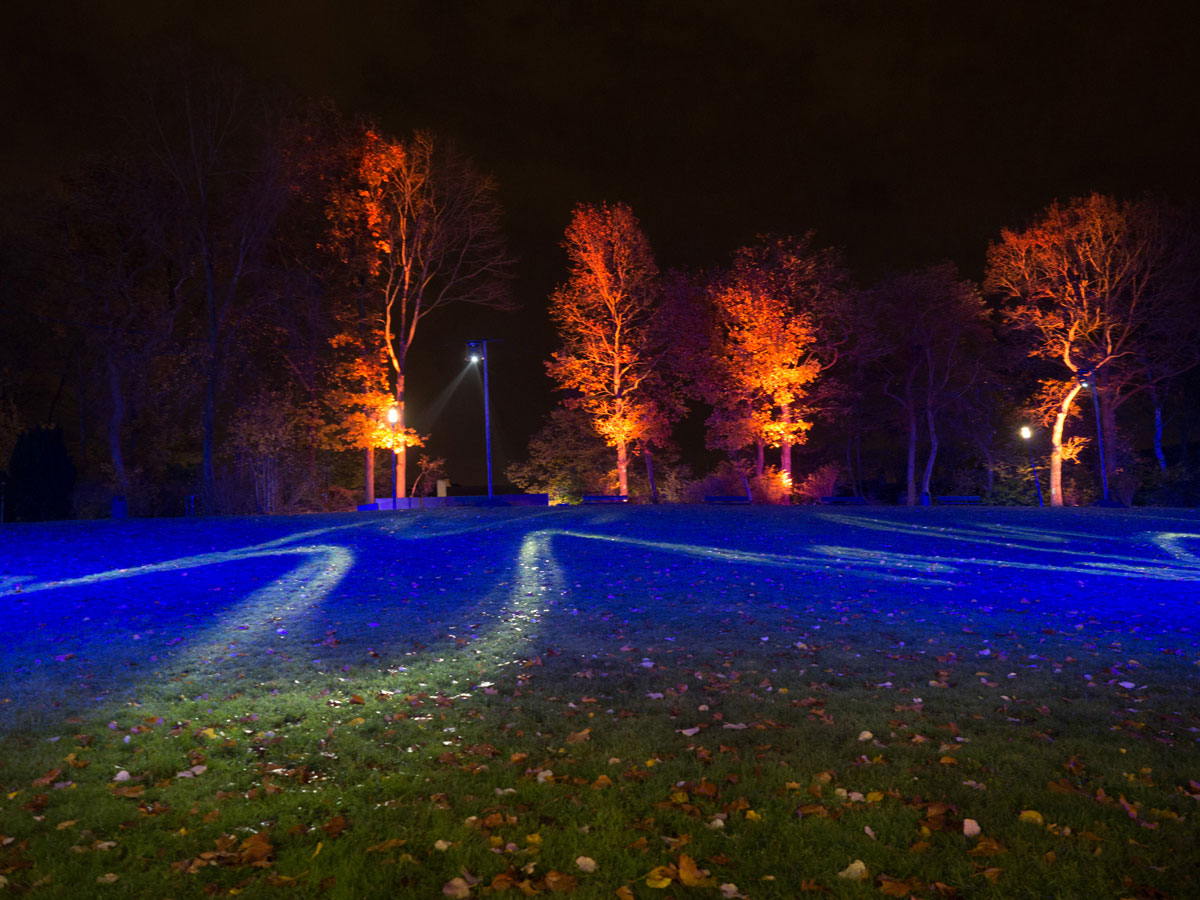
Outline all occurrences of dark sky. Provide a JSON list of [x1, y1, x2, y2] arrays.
[[5, 1, 1200, 487]]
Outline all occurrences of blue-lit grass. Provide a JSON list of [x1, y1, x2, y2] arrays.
[[1, 506, 1197, 898]]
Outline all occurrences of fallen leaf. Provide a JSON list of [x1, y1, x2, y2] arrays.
[[575, 856, 596, 872], [967, 837, 1005, 857], [1018, 810, 1044, 827], [963, 818, 981, 837], [837, 860, 869, 881], [239, 832, 274, 867], [679, 854, 716, 887], [646, 865, 676, 888], [367, 838, 407, 852], [544, 870, 578, 892], [322, 814, 350, 837], [443, 876, 472, 898]]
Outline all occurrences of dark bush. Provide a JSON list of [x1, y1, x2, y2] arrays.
[[5, 426, 76, 521]]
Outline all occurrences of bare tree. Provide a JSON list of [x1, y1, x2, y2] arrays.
[[546, 202, 663, 497], [986, 194, 1192, 505], [869, 264, 990, 504], [327, 128, 513, 499]]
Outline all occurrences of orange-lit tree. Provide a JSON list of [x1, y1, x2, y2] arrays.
[[986, 194, 1185, 506], [546, 203, 664, 497], [700, 235, 846, 493], [326, 128, 512, 499]]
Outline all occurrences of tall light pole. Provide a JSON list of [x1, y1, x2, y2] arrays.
[[467, 341, 493, 497], [1021, 426, 1044, 507], [1078, 370, 1110, 503], [387, 406, 399, 509]]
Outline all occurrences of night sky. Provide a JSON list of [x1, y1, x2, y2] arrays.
[[5, 1, 1200, 488]]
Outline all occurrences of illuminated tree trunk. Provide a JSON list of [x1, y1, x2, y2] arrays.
[[780, 402, 793, 495], [1049, 384, 1084, 507], [364, 446, 375, 504], [616, 439, 629, 496]]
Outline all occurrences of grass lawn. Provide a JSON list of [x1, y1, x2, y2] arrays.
[[1, 505, 1198, 899]]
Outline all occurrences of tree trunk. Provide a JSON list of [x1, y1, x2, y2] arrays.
[[905, 404, 918, 506], [755, 440, 765, 479], [1149, 384, 1167, 471], [1100, 390, 1118, 493], [920, 404, 938, 503], [780, 402, 793, 502], [616, 439, 629, 496], [846, 430, 858, 497], [1152, 403, 1161, 472], [364, 446, 375, 504], [106, 353, 131, 499], [396, 366, 407, 499], [642, 441, 658, 503]]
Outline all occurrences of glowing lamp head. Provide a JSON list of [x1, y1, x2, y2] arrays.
[[1020, 426, 1031, 440], [387, 407, 399, 424], [470, 354, 481, 364]]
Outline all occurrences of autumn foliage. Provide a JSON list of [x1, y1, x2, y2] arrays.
[[547, 203, 666, 496]]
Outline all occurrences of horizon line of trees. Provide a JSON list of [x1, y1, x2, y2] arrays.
[[513, 196, 1200, 508], [1, 57, 511, 520], [3, 56, 1200, 520]]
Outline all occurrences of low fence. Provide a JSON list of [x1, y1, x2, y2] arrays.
[[359, 494, 549, 511]]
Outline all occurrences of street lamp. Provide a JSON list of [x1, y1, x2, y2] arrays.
[[387, 406, 399, 509], [1021, 426, 1045, 508], [467, 340, 494, 497], [1077, 370, 1110, 503]]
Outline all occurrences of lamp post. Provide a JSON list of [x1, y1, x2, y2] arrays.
[[387, 406, 399, 509], [1021, 426, 1045, 508], [1078, 370, 1110, 503], [467, 340, 494, 497]]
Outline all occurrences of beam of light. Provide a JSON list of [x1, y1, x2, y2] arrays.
[[0, 522, 368, 599], [0, 525, 362, 690], [165, 544, 355, 673], [457, 530, 564, 666], [416, 362, 476, 433], [817, 513, 1200, 575], [544, 528, 957, 585]]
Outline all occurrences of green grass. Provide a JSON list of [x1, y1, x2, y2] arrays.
[[3, 630, 1196, 898], [1, 507, 1198, 898]]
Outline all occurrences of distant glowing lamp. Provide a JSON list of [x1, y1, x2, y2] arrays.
[[1020, 426, 1031, 440]]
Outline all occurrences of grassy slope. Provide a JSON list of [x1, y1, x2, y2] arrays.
[[0, 506, 1197, 898]]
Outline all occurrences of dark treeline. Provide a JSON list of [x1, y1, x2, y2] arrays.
[[3, 56, 1200, 520]]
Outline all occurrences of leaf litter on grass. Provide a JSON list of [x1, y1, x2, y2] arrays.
[[0, 505, 1198, 897]]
